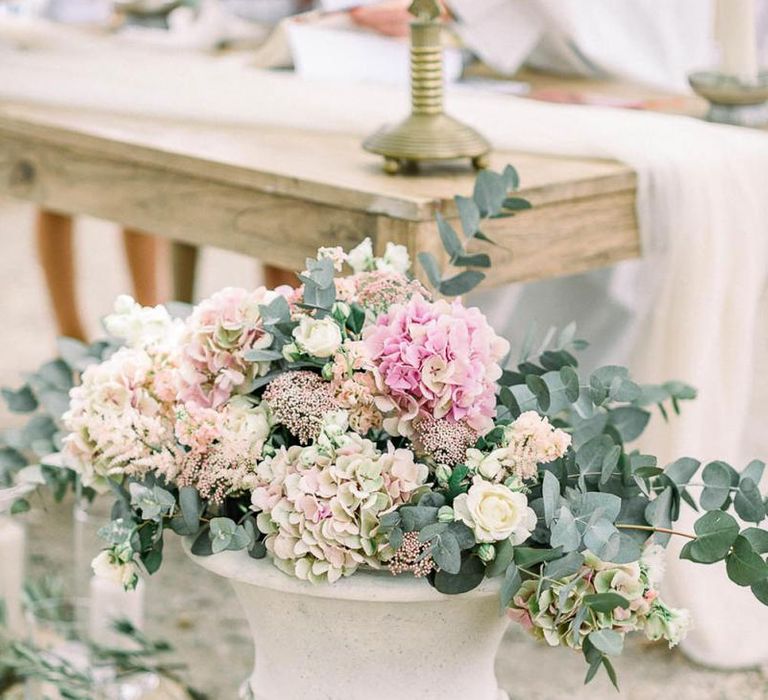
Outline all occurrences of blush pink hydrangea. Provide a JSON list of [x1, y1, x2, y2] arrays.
[[177, 286, 285, 409], [364, 295, 510, 435]]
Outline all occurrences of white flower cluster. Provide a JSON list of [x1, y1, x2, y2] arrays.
[[251, 416, 427, 583], [104, 294, 183, 350], [345, 238, 411, 275], [466, 411, 571, 482]]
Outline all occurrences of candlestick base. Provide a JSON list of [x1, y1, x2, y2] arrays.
[[688, 70, 768, 127], [363, 113, 491, 174]]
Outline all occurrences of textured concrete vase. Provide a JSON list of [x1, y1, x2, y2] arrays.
[[186, 546, 510, 700]]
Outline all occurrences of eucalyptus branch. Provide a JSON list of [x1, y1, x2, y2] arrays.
[[615, 524, 696, 540]]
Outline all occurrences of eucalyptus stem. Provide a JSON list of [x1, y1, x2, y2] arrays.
[[615, 523, 695, 540]]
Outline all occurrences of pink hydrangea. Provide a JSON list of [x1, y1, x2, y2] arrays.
[[177, 287, 284, 408], [363, 295, 509, 435]]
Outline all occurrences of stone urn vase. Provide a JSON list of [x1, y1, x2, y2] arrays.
[[185, 545, 509, 700]]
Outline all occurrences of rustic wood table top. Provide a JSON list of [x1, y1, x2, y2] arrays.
[[0, 75, 647, 286]]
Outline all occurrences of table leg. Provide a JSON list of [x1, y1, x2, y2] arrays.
[[171, 241, 199, 303]]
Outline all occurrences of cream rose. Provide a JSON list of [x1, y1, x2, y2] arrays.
[[453, 477, 536, 544], [292, 316, 343, 358]]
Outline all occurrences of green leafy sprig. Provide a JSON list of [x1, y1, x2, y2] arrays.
[[418, 165, 531, 297]]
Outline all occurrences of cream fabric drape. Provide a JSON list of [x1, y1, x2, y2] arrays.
[[2, 33, 768, 667]]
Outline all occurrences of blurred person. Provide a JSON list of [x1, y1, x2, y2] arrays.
[[351, 0, 768, 93], [36, 211, 162, 341]]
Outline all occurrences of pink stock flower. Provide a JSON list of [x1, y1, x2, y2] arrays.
[[363, 295, 509, 435]]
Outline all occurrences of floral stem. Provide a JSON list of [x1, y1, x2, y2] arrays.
[[615, 523, 696, 540]]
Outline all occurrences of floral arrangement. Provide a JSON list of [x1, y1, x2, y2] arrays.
[[7, 168, 768, 687]]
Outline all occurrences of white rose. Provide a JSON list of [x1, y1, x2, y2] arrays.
[[376, 242, 411, 274], [453, 477, 536, 544], [225, 396, 272, 442], [347, 238, 374, 273], [292, 316, 343, 358], [91, 550, 140, 590]]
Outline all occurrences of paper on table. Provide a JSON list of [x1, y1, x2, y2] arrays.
[[286, 12, 465, 85]]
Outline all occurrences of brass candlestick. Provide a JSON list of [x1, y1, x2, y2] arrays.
[[363, 0, 491, 174]]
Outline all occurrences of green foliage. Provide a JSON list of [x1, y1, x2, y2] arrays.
[[418, 166, 531, 297], [0, 337, 116, 502]]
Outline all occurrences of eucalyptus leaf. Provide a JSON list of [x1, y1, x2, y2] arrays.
[[1, 385, 38, 413], [550, 507, 581, 552], [588, 629, 624, 657], [431, 531, 461, 574], [542, 470, 561, 527], [486, 538, 515, 577], [436, 213, 464, 259], [499, 564, 522, 609], [455, 195, 481, 237], [439, 270, 486, 297], [700, 461, 733, 510], [473, 170, 507, 216], [432, 555, 485, 594], [742, 527, 768, 554], [726, 536, 768, 586], [583, 592, 630, 614], [513, 546, 564, 569], [543, 552, 584, 581], [680, 510, 739, 564], [734, 477, 766, 523], [607, 406, 650, 442], [752, 579, 768, 606], [560, 365, 581, 403]]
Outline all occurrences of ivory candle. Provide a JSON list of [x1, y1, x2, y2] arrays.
[[715, 0, 758, 82], [88, 575, 145, 649], [0, 515, 26, 635]]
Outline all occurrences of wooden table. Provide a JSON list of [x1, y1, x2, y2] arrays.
[[0, 98, 640, 288]]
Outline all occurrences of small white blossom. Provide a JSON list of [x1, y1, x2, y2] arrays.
[[347, 238, 374, 273], [91, 550, 140, 590], [375, 242, 411, 274]]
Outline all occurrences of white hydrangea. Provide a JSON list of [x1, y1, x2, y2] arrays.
[[346, 238, 374, 273], [375, 242, 411, 275], [104, 295, 182, 350]]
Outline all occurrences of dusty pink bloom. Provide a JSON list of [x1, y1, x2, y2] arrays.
[[364, 295, 509, 435], [177, 287, 283, 408]]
